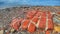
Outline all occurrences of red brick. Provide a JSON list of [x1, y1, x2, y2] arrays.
[[28, 23, 36, 33], [21, 19, 30, 30]]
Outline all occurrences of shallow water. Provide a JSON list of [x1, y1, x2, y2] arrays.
[[0, 0, 60, 9]]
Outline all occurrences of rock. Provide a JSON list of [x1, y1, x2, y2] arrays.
[[10, 28, 15, 33], [0, 30, 3, 34]]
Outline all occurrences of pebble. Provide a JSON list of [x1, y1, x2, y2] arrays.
[[0, 30, 3, 34]]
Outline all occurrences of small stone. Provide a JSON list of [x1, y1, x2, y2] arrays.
[[17, 32, 22, 34], [58, 18, 60, 20], [10, 28, 15, 33], [0, 30, 3, 34]]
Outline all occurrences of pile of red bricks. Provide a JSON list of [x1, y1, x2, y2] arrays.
[[10, 10, 54, 34]]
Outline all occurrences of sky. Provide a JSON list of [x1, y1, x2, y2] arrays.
[[0, 0, 60, 8]]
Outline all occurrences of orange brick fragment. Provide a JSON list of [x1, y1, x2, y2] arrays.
[[10, 18, 23, 31], [21, 19, 30, 30], [32, 17, 38, 24], [39, 17, 46, 29], [48, 19, 54, 30], [26, 10, 37, 19], [28, 23, 36, 33], [35, 11, 41, 17], [46, 30, 52, 34]]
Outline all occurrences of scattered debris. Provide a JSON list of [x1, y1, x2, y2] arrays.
[[0, 6, 60, 34]]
